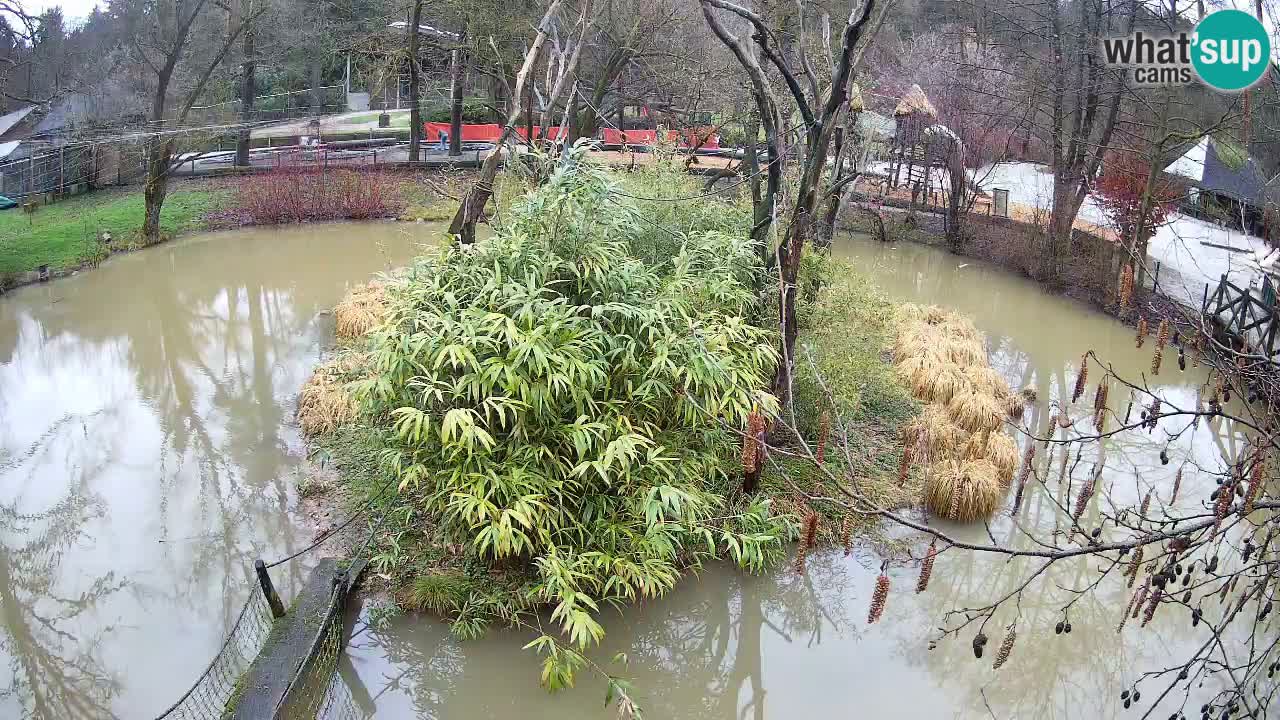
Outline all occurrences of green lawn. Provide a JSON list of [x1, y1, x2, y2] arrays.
[[0, 186, 229, 276]]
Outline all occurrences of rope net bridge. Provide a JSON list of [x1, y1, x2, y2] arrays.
[[153, 503, 387, 720]]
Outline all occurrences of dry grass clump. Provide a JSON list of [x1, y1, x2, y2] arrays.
[[984, 432, 1020, 485], [893, 303, 1019, 521], [334, 281, 387, 340], [923, 459, 1004, 521], [906, 405, 967, 462], [298, 354, 364, 436], [947, 390, 1005, 434]]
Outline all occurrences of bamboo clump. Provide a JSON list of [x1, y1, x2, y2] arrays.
[[892, 305, 1017, 522]]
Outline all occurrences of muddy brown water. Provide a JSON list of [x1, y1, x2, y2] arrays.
[[0, 221, 439, 719], [333, 236, 1254, 719], [0, 227, 1253, 719]]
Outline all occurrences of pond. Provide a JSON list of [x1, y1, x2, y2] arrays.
[[331, 234, 1251, 719], [0, 225, 1251, 719], [0, 221, 439, 719]]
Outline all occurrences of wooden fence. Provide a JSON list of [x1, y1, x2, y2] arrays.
[[1202, 274, 1280, 362]]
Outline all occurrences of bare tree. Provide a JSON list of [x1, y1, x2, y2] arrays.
[[119, 0, 255, 243], [700, 0, 881, 413], [449, 0, 596, 244], [405, 0, 425, 161]]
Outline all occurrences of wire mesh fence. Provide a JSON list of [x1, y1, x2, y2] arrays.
[[153, 583, 276, 720], [279, 602, 363, 720]]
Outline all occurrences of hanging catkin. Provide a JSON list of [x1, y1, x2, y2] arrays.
[[992, 627, 1017, 669], [1118, 264, 1135, 313], [916, 540, 937, 593], [1139, 491, 1152, 516], [1072, 474, 1096, 525], [1212, 481, 1232, 537], [1119, 582, 1142, 633], [1093, 380, 1110, 432], [1072, 353, 1089, 404], [816, 411, 830, 465], [1131, 579, 1150, 619], [1013, 443, 1036, 513], [1243, 451, 1266, 515], [1141, 587, 1163, 627], [1136, 316, 1149, 348], [1171, 466, 1183, 504], [795, 511, 819, 575], [868, 571, 890, 624], [1150, 320, 1169, 375]]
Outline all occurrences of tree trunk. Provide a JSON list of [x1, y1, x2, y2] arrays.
[[817, 125, 845, 248], [407, 0, 423, 162], [944, 140, 966, 251], [449, 47, 464, 156], [449, 0, 565, 243], [142, 139, 173, 243], [310, 55, 323, 114], [235, 7, 256, 167], [1041, 172, 1077, 287]]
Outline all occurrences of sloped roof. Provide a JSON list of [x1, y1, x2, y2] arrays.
[[1201, 139, 1267, 205], [894, 85, 937, 118], [0, 106, 35, 139]]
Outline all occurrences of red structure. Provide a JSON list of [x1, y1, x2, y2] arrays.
[[422, 123, 720, 150]]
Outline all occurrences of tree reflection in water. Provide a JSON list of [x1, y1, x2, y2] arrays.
[[0, 454, 125, 719], [0, 223, 433, 718]]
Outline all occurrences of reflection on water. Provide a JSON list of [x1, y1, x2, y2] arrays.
[[0, 221, 438, 718], [339, 235, 1252, 719]]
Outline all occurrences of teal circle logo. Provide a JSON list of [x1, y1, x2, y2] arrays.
[[1192, 10, 1271, 91]]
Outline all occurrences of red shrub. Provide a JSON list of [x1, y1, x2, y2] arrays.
[[233, 167, 406, 225], [1095, 151, 1183, 244]]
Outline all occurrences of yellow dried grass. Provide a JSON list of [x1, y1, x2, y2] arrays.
[[947, 390, 1005, 434], [924, 459, 1004, 521], [985, 432, 1020, 485], [334, 282, 387, 340], [941, 338, 987, 367], [909, 405, 967, 462], [894, 303, 1014, 522], [297, 355, 362, 436], [1004, 392, 1029, 419]]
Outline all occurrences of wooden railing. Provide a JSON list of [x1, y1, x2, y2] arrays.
[[1202, 274, 1280, 361]]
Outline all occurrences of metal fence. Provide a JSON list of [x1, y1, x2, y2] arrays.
[[153, 584, 277, 720]]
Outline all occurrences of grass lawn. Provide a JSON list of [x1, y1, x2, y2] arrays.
[[0, 186, 230, 276]]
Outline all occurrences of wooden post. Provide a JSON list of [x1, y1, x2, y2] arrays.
[[255, 559, 286, 618]]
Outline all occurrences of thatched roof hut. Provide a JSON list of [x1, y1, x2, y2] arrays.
[[894, 84, 937, 118]]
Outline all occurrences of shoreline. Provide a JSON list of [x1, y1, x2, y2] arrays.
[[0, 173, 460, 296]]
